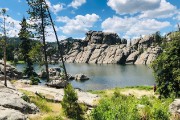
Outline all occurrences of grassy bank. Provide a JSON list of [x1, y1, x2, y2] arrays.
[[89, 86, 174, 120], [7, 60, 25, 64], [19, 89, 65, 120], [19, 86, 175, 120]]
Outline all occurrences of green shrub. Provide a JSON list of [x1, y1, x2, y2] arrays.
[[21, 94, 30, 103], [91, 93, 140, 120], [61, 84, 84, 120], [31, 96, 52, 112], [30, 76, 40, 85], [91, 92, 172, 120]]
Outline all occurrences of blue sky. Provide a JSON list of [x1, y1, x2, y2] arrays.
[[0, 0, 180, 42]]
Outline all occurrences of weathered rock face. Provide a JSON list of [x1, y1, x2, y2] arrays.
[[0, 82, 39, 120], [0, 60, 23, 80], [85, 31, 121, 45], [46, 80, 68, 88], [126, 51, 140, 64], [62, 31, 162, 64], [169, 99, 180, 114], [135, 46, 162, 64], [0, 106, 27, 120]]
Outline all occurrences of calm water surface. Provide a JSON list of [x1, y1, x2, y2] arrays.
[[16, 63, 155, 91]]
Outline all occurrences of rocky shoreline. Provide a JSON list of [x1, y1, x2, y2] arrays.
[[60, 31, 162, 64]]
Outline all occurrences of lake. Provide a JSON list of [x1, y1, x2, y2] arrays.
[[16, 63, 155, 91]]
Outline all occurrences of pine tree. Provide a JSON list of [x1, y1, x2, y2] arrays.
[[61, 84, 84, 119], [27, 0, 50, 81], [0, 9, 8, 87], [18, 17, 35, 77]]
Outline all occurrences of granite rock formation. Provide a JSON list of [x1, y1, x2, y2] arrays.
[[60, 31, 163, 65], [0, 82, 39, 120], [0, 60, 22, 80]]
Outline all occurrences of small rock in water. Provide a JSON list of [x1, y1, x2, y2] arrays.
[[75, 74, 89, 81]]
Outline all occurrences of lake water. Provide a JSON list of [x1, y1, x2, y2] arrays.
[[16, 63, 155, 91]]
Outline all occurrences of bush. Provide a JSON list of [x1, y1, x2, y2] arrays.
[[61, 84, 84, 120], [91, 93, 140, 120], [91, 92, 172, 120]]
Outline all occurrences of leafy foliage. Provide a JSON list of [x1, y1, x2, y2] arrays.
[[30, 76, 40, 85], [90, 90, 172, 120], [151, 31, 180, 98], [61, 84, 84, 120]]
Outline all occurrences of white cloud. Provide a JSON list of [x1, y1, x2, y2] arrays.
[[139, 0, 177, 19], [68, 0, 86, 9], [58, 14, 99, 34], [51, 4, 65, 14], [102, 16, 137, 33], [174, 11, 180, 21], [0, 15, 21, 37], [56, 16, 71, 23], [45, 0, 65, 14], [107, 0, 161, 14], [126, 19, 170, 37], [102, 16, 170, 39]]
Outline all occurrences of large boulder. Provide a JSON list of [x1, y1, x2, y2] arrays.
[[135, 46, 162, 64], [75, 74, 89, 81], [0, 82, 39, 120], [138, 35, 154, 50], [86, 31, 121, 45], [134, 52, 149, 64], [169, 99, 180, 114], [0, 60, 23, 79], [49, 67, 61, 77], [46, 80, 68, 88], [0, 86, 39, 114], [126, 51, 140, 64], [0, 106, 27, 120], [102, 45, 126, 64], [89, 48, 103, 63]]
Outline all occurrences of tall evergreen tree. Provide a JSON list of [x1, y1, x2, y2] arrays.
[[18, 17, 35, 77], [27, 0, 50, 81], [0, 9, 8, 87]]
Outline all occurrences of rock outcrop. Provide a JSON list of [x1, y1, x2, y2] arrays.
[[46, 80, 68, 88], [75, 74, 89, 81], [0, 60, 23, 80], [169, 99, 180, 114], [0, 82, 39, 120], [60, 31, 163, 64]]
